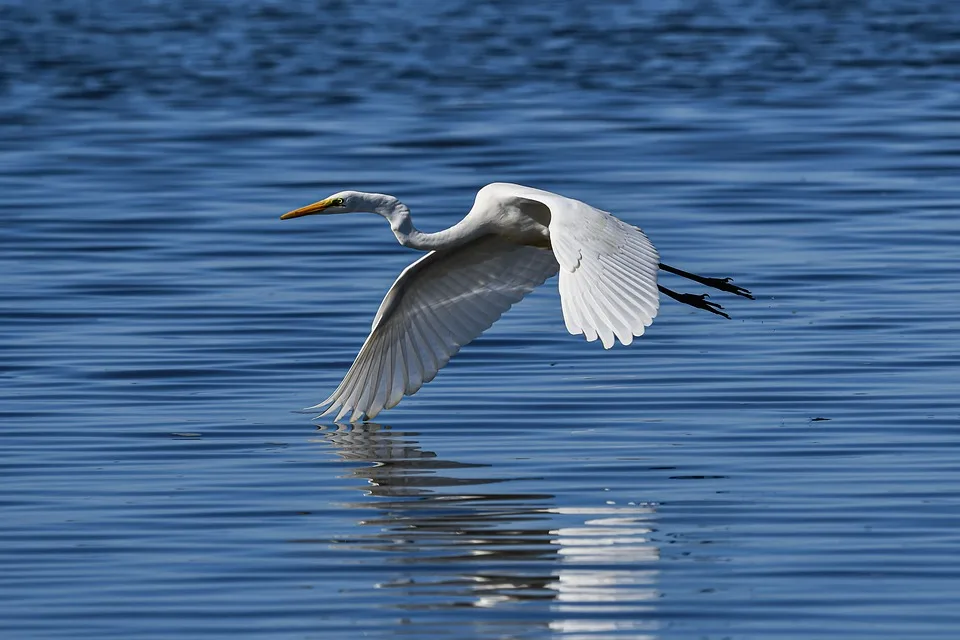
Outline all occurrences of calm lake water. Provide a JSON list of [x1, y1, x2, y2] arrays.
[[3, 1, 960, 638]]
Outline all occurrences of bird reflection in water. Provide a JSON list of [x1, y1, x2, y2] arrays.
[[313, 423, 662, 638]]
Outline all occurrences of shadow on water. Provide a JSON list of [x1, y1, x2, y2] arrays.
[[312, 423, 662, 638]]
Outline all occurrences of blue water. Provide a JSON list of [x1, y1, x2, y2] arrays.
[[4, 1, 960, 638]]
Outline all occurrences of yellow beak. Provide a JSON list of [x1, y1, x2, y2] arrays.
[[280, 197, 336, 220]]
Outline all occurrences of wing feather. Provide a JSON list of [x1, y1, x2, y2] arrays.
[[387, 328, 407, 410], [597, 255, 657, 325], [573, 276, 601, 343], [314, 235, 559, 421], [348, 343, 378, 422], [557, 272, 580, 335], [371, 340, 392, 419], [484, 183, 660, 349]]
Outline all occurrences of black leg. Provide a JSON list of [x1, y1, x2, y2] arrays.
[[659, 263, 754, 299], [658, 284, 730, 319]]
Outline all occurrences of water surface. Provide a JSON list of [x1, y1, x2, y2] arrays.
[[3, 1, 960, 638]]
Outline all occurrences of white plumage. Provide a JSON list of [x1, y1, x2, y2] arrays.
[[280, 183, 750, 422], [320, 237, 559, 422]]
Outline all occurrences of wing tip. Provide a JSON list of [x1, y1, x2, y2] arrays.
[[304, 399, 334, 412]]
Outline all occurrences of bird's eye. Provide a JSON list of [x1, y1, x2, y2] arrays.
[[334, 198, 345, 206]]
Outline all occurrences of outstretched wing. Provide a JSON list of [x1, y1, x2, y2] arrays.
[[313, 236, 559, 422], [486, 183, 660, 349]]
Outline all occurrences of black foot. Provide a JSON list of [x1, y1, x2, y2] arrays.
[[696, 276, 754, 300], [659, 263, 755, 299], [658, 285, 731, 319]]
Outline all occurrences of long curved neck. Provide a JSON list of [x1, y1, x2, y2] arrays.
[[374, 198, 483, 251]]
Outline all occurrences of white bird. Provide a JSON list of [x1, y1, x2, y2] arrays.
[[281, 183, 752, 422]]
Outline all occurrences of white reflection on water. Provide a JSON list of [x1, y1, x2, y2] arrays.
[[548, 507, 660, 639], [315, 423, 661, 637]]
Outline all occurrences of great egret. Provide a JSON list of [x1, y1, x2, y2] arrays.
[[281, 183, 752, 422]]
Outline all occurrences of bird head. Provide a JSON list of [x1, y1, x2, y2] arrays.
[[281, 190, 405, 221], [280, 191, 357, 219]]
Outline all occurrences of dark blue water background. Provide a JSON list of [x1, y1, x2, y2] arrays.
[[3, 1, 960, 638]]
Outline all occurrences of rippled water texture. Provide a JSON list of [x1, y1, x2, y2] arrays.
[[3, 1, 960, 638]]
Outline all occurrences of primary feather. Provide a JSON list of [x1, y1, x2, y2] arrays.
[[312, 236, 559, 421]]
